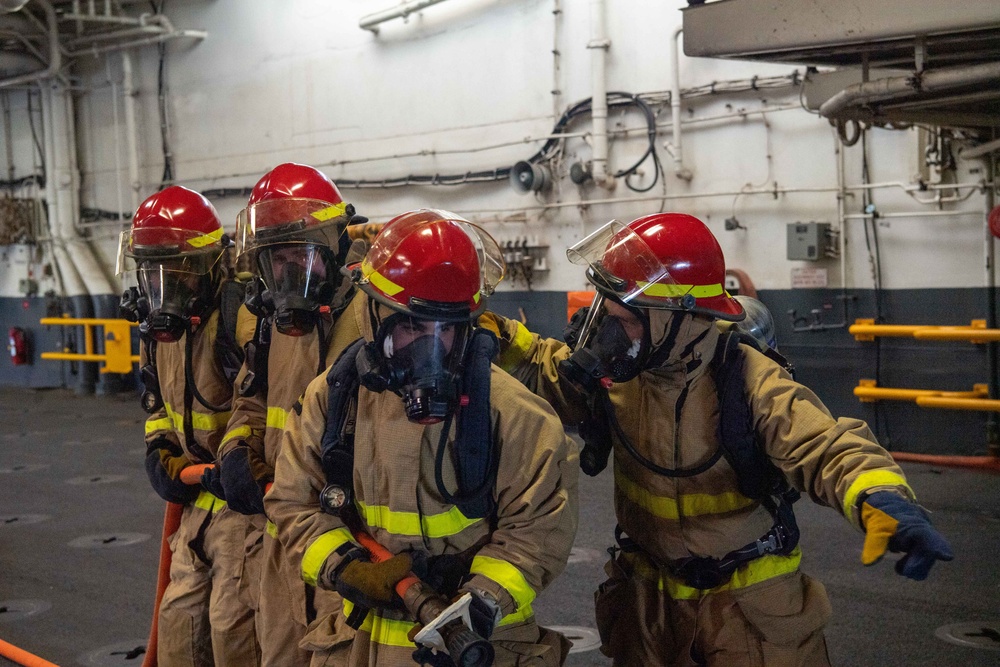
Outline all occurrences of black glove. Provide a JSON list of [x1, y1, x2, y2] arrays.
[[200, 464, 226, 499], [219, 445, 271, 515], [145, 438, 200, 504], [332, 549, 412, 611], [466, 591, 499, 640]]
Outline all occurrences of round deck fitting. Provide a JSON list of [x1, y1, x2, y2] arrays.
[[77, 639, 150, 666], [548, 626, 601, 654], [0, 599, 51, 623], [0, 514, 51, 526], [935, 621, 1000, 651], [66, 474, 129, 485], [68, 532, 150, 549]]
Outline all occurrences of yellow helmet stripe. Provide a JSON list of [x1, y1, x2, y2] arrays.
[[186, 227, 224, 249], [362, 260, 405, 297], [310, 202, 349, 222], [637, 281, 725, 299]]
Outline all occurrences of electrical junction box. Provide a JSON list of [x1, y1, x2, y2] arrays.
[[787, 222, 831, 261]]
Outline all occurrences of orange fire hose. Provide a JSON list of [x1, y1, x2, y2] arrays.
[[890, 452, 1000, 473], [140, 501, 184, 667], [0, 638, 61, 667]]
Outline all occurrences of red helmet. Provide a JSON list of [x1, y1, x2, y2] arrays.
[[116, 185, 225, 276], [236, 163, 350, 258], [354, 209, 505, 320], [568, 213, 744, 321]]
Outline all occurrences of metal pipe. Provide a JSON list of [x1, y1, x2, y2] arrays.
[[67, 29, 207, 57], [108, 58, 125, 223], [587, 0, 612, 188], [0, 0, 60, 90], [960, 138, 1000, 160], [916, 396, 1000, 412], [121, 51, 140, 212], [983, 154, 999, 454], [66, 25, 168, 49], [844, 210, 983, 219], [849, 322, 998, 340], [820, 62, 1000, 118], [890, 452, 1000, 471], [667, 27, 692, 181], [359, 0, 452, 32], [854, 385, 987, 401]]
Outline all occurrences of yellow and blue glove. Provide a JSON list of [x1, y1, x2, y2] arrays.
[[861, 491, 953, 580]]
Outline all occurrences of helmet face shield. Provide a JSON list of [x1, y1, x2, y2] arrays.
[[567, 220, 676, 305], [375, 312, 471, 424], [116, 227, 224, 277], [236, 198, 348, 260]]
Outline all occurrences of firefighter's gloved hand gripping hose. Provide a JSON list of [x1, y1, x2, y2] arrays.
[[352, 531, 495, 667]]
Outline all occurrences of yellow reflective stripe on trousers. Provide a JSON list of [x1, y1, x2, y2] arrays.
[[469, 555, 536, 626], [343, 600, 418, 648], [615, 468, 755, 520], [163, 401, 231, 432], [357, 500, 482, 538], [193, 490, 225, 513], [144, 417, 173, 435], [843, 469, 913, 525], [637, 281, 725, 299], [301, 527, 355, 587], [625, 547, 802, 600], [266, 406, 289, 430]]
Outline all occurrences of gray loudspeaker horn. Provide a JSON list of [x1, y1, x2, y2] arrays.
[[510, 161, 551, 193]]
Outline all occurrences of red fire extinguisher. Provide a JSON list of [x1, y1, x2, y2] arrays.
[[8, 327, 29, 365]]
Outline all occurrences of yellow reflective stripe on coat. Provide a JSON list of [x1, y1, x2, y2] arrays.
[[343, 600, 418, 647], [357, 500, 481, 538], [615, 468, 755, 519], [361, 259, 404, 297], [636, 281, 725, 299], [187, 227, 224, 248], [266, 520, 278, 538], [163, 401, 231, 432], [470, 555, 536, 625], [194, 490, 226, 513], [222, 425, 255, 444], [266, 406, 289, 431], [626, 547, 802, 600], [144, 417, 173, 435], [843, 469, 913, 525], [301, 527, 355, 587], [310, 202, 348, 222]]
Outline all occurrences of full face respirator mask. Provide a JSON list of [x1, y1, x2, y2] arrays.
[[359, 312, 469, 424], [559, 294, 651, 390], [250, 244, 338, 336]]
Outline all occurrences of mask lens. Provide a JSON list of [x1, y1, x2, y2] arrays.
[[379, 316, 468, 423]]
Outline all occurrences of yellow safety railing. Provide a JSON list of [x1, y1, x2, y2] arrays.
[[850, 318, 1000, 343], [39, 317, 139, 374]]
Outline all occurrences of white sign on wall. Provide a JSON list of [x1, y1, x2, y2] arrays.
[[791, 267, 828, 288]]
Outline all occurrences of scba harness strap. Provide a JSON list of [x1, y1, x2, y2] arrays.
[[614, 329, 801, 590], [319, 329, 500, 521]]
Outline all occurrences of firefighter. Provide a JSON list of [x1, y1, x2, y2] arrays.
[[118, 186, 259, 666], [212, 163, 366, 666], [265, 210, 579, 666], [486, 213, 953, 666]]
